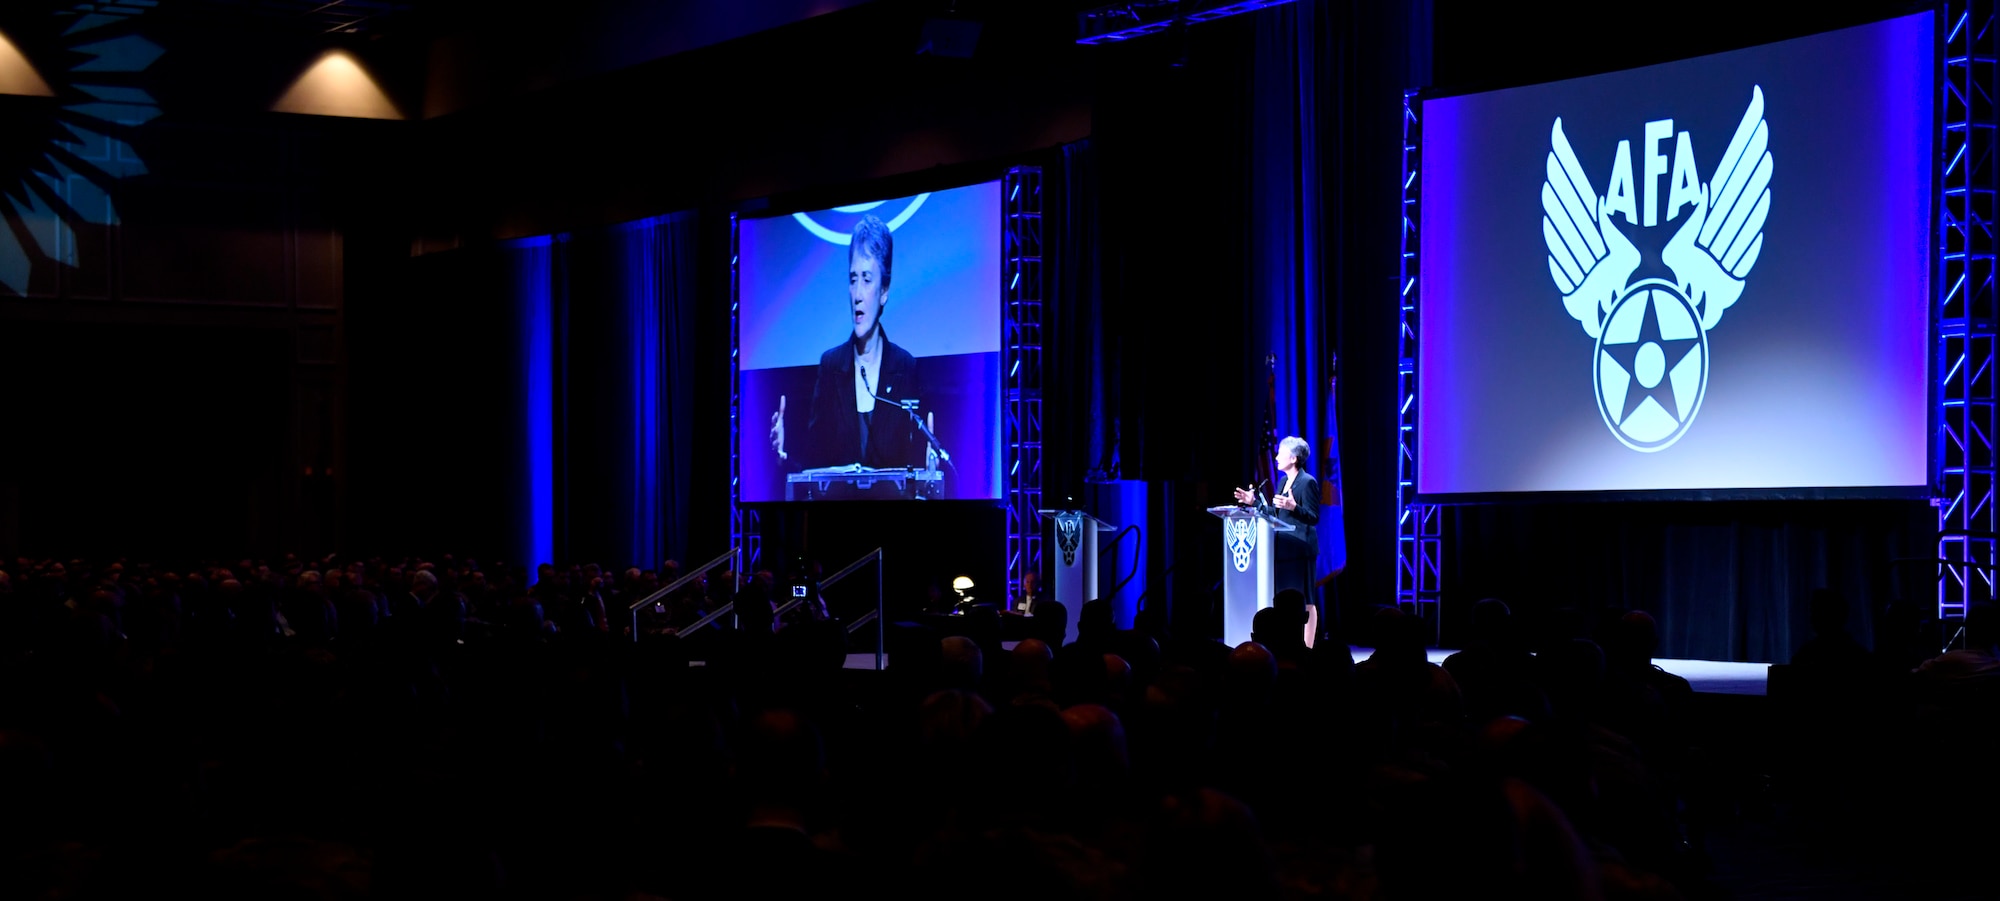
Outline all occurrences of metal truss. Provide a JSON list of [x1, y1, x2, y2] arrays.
[[729, 214, 760, 578], [1397, 90, 1442, 640], [1004, 167, 1045, 603], [1940, 0, 1999, 635], [1075, 0, 1298, 45]]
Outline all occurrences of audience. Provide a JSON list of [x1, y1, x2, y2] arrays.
[[3, 551, 1989, 899]]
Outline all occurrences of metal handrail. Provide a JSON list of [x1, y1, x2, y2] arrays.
[[628, 548, 741, 641], [821, 548, 886, 670], [1101, 524, 1142, 599], [670, 600, 738, 638], [821, 550, 881, 590]]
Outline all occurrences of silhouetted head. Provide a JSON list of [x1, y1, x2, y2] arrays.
[[1034, 601, 1069, 646], [1372, 606, 1426, 660], [1062, 703, 1129, 775], [1079, 599, 1113, 638], [941, 635, 984, 689], [1251, 606, 1295, 650], [918, 689, 992, 757], [1143, 788, 1278, 900], [1602, 610, 1659, 670], [1226, 641, 1277, 701], [1809, 588, 1850, 638], [1273, 589, 1308, 626], [1011, 638, 1054, 695], [736, 709, 825, 808], [1102, 653, 1133, 704], [1470, 598, 1512, 642]]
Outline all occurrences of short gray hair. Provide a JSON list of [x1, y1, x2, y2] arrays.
[[1279, 435, 1310, 465]]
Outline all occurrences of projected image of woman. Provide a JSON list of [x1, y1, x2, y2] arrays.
[[769, 214, 930, 471]]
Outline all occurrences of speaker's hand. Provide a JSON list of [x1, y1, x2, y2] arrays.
[[769, 395, 787, 460]]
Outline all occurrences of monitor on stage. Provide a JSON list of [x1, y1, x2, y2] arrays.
[[1416, 12, 1934, 501], [737, 181, 1004, 502]]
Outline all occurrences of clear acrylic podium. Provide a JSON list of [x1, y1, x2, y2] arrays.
[[1038, 508, 1116, 647], [1206, 505, 1295, 647]]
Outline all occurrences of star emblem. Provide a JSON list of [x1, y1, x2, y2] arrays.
[[1600, 289, 1701, 426]]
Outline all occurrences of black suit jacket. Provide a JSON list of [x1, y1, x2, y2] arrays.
[[1260, 470, 1319, 549], [799, 330, 927, 469]]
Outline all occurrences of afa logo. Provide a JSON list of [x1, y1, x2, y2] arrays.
[[1542, 86, 1772, 451], [1226, 518, 1256, 573]]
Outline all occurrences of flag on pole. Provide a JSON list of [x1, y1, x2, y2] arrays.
[[1317, 362, 1346, 583]]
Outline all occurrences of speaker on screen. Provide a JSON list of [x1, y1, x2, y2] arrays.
[[738, 181, 1004, 502]]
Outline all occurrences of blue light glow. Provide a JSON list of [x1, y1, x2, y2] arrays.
[[508, 236, 556, 572]]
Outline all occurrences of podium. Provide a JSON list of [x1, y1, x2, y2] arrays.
[[1206, 505, 1294, 647], [1038, 509, 1116, 646], [786, 466, 943, 500]]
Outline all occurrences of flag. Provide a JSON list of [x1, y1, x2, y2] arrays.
[[1317, 369, 1346, 583]]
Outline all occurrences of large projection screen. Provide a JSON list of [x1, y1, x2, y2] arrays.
[[738, 181, 1004, 502], [1417, 12, 1934, 501]]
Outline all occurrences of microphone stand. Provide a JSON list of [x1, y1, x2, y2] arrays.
[[872, 393, 958, 478]]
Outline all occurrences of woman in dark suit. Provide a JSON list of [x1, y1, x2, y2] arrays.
[[769, 214, 929, 472], [1234, 436, 1320, 640]]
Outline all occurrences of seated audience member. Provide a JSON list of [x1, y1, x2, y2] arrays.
[[735, 571, 778, 637], [1444, 598, 1542, 724], [1915, 602, 2000, 684], [1004, 638, 1056, 706], [1355, 606, 1462, 736], [939, 635, 984, 692], [1009, 570, 1045, 616], [1251, 601, 1308, 668], [1031, 600, 1069, 648], [1791, 588, 1876, 678], [1140, 788, 1281, 901], [720, 709, 839, 897]]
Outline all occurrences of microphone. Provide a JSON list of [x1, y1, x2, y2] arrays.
[[864, 364, 917, 410], [871, 390, 956, 475]]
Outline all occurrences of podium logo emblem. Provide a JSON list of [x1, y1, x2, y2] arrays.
[[1227, 519, 1256, 573], [1543, 86, 1771, 451], [1057, 515, 1082, 566]]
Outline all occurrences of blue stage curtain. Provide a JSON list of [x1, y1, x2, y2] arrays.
[[618, 211, 698, 572], [501, 211, 695, 578], [502, 236, 559, 575], [1250, 1, 1344, 589], [547, 212, 699, 574]]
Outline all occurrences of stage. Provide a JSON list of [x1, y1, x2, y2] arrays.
[[812, 646, 1774, 696]]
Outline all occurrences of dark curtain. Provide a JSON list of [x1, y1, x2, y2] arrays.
[[1052, 138, 1109, 502], [550, 212, 698, 573], [1081, 0, 1423, 638], [1240, 0, 1421, 631], [1250, 3, 1329, 472], [1445, 501, 1936, 662]]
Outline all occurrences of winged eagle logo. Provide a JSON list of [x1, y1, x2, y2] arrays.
[[1543, 86, 1771, 451]]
